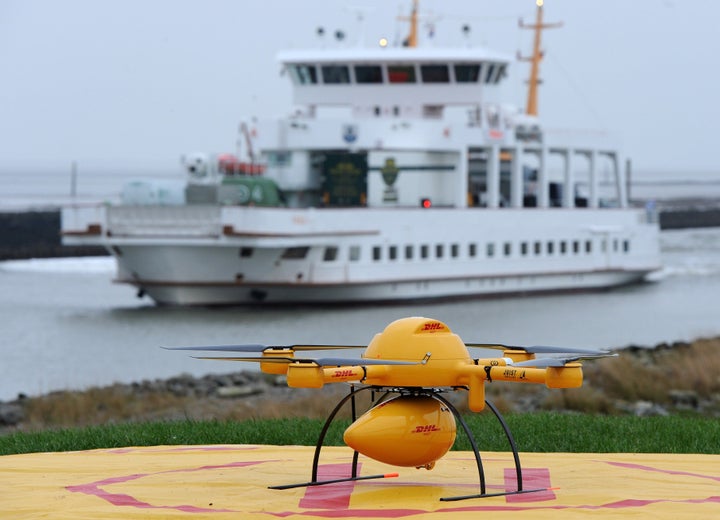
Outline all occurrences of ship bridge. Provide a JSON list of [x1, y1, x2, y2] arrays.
[[279, 47, 512, 118]]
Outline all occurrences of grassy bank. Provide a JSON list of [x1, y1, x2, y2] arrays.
[[2, 413, 718, 456]]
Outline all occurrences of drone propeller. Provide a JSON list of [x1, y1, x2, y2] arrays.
[[191, 355, 417, 367], [466, 343, 612, 357], [163, 344, 365, 353], [509, 353, 618, 368]]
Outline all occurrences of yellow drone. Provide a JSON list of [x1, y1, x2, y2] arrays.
[[167, 316, 614, 501]]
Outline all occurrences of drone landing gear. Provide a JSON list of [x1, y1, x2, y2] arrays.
[[434, 393, 544, 501], [269, 386, 547, 501], [269, 385, 390, 491]]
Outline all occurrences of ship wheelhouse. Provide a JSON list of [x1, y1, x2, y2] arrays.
[[248, 46, 628, 215]]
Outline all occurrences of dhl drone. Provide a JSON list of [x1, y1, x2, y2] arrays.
[[167, 316, 615, 501]]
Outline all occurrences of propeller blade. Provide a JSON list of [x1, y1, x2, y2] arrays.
[[164, 344, 269, 353], [466, 343, 612, 356], [511, 353, 618, 368], [291, 345, 365, 351], [164, 344, 364, 353], [321, 358, 417, 366], [190, 355, 417, 367], [192, 356, 297, 363]]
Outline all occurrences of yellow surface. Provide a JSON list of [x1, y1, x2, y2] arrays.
[[2, 445, 719, 519]]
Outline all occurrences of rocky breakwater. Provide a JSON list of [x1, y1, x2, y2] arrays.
[[0, 210, 105, 260]]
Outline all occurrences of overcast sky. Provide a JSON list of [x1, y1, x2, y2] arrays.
[[1, 0, 718, 177]]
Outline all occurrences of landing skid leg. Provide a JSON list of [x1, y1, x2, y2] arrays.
[[438, 396, 545, 502], [269, 385, 386, 490]]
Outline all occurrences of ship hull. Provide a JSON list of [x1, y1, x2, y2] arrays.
[[63, 205, 661, 306], [131, 269, 647, 306]]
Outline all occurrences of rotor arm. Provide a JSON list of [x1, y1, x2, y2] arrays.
[[482, 364, 582, 388], [287, 362, 402, 388]]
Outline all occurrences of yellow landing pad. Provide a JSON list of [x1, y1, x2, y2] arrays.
[[2, 445, 719, 519]]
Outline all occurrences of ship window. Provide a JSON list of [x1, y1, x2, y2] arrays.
[[623, 240, 630, 253], [585, 240, 592, 253], [423, 105, 443, 118], [573, 240, 580, 254], [388, 65, 416, 83], [454, 64, 480, 82], [420, 244, 429, 259], [469, 243, 477, 257], [373, 246, 382, 261], [291, 64, 318, 85], [374, 106, 381, 116], [265, 151, 292, 167], [613, 239, 619, 252], [323, 247, 338, 261], [239, 247, 253, 258], [560, 241, 567, 254], [487, 243, 495, 258], [281, 246, 309, 259], [494, 64, 507, 84], [421, 64, 449, 83], [534, 241, 542, 255], [436, 244, 444, 258], [349, 245, 361, 261], [354, 65, 383, 83], [484, 64, 496, 83], [389, 245, 398, 260], [405, 244, 414, 260], [504, 242, 512, 256], [321, 65, 350, 84], [547, 241, 554, 255], [451, 243, 459, 258], [520, 242, 528, 256]]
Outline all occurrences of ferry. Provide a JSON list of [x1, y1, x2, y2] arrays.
[[61, 1, 662, 305]]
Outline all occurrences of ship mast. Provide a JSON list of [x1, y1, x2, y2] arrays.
[[399, 0, 419, 47], [519, 0, 562, 116]]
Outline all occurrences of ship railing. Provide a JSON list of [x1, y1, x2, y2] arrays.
[[106, 205, 222, 237]]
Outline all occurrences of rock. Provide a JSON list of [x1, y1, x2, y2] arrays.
[[217, 385, 265, 398], [631, 400, 669, 417], [668, 390, 699, 410], [0, 402, 24, 426]]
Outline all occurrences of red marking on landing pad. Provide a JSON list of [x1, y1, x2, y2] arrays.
[[504, 468, 556, 502], [67, 460, 270, 513], [600, 460, 720, 483], [63, 454, 720, 517], [299, 463, 361, 509], [106, 445, 259, 455]]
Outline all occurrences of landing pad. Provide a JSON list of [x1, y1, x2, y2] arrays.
[[2, 445, 719, 518]]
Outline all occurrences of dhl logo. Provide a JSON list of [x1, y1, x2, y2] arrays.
[[412, 424, 441, 434], [420, 322, 445, 332], [333, 369, 355, 378]]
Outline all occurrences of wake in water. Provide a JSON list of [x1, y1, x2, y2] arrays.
[[0, 256, 114, 274]]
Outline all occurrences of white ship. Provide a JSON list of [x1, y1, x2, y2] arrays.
[[62, 2, 661, 305]]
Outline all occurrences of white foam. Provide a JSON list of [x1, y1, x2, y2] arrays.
[[0, 256, 115, 274]]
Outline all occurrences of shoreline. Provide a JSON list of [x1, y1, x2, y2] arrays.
[[2, 337, 718, 432]]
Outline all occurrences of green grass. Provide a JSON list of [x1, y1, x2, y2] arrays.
[[2, 413, 718, 456]]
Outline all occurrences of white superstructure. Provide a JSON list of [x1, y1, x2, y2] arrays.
[[62, 2, 661, 305]]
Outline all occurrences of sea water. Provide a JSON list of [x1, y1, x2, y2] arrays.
[[1, 227, 719, 400]]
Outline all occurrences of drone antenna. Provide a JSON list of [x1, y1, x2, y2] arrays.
[[421, 352, 431, 365]]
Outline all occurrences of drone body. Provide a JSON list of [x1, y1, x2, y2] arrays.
[[167, 316, 614, 484]]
